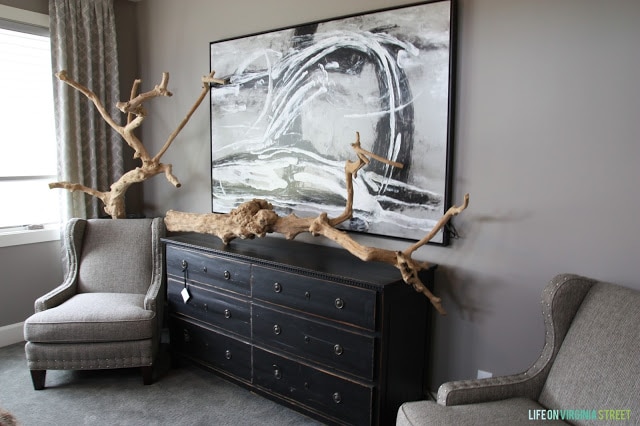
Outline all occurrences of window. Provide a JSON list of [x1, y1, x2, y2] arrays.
[[0, 5, 59, 246]]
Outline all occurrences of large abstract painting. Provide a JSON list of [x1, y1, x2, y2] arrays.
[[210, 0, 456, 243]]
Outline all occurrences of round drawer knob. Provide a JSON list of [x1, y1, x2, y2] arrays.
[[304, 291, 311, 299], [224, 309, 231, 319], [273, 282, 282, 293], [223, 270, 231, 280], [273, 324, 282, 335], [273, 365, 281, 379], [333, 344, 343, 356], [304, 335, 310, 343], [181, 260, 188, 271], [183, 329, 190, 343], [203, 303, 208, 312], [334, 298, 344, 309], [225, 350, 232, 360], [203, 266, 208, 273], [333, 392, 342, 404]]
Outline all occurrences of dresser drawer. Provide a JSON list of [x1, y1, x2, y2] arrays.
[[170, 317, 251, 381], [253, 347, 373, 426], [166, 245, 251, 295], [253, 304, 375, 380], [167, 277, 250, 338], [252, 265, 377, 330]]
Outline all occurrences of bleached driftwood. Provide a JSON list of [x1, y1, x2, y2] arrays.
[[50, 70, 226, 218], [165, 133, 469, 314]]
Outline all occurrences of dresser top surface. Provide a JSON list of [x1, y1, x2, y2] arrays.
[[163, 233, 435, 288]]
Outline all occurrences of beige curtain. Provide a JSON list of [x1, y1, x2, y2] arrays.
[[50, 0, 123, 220]]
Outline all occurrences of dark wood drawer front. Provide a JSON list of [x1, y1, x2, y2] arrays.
[[253, 348, 373, 426], [166, 246, 250, 295], [170, 317, 251, 381], [167, 277, 250, 338], [253, 304, 375, 380], [164, 235, 434, 426], [252, 265, 377, 330]]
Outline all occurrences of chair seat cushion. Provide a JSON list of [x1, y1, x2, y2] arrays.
[[24, 293, 155, 343], [396, 397, 568, 426]]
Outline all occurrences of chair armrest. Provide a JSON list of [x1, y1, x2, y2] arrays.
[[438, 274, 597, 406], [143, 217, 166, 312], [143, 269, 162, 312], [34, 219, 86, 312], [437, 372, 543, 405], [34, 274, 77, 312]]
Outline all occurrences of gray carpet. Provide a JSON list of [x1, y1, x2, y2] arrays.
[[0, 342, 324, 425]]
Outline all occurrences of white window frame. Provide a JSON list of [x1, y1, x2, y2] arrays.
[[0, 5, 59, 247]]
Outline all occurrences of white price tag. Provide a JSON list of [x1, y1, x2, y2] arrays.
[[181, 287, 191, 303]]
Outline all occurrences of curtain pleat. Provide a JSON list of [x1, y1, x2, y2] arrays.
[[50, 0, 123, 219]]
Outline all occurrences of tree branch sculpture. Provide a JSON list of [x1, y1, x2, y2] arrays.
[[165, 132, 469, 315], [49, 70, 226, 218]]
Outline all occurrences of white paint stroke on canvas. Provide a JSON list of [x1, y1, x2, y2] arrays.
[[210, 1, 452, 242]]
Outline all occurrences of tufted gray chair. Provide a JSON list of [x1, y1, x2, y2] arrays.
[[23, 218, 165, 390]]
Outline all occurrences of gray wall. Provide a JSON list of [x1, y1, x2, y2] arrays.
[[0, 0, 46, 15], [114, 0, 144, 215], [0, 242, 63, 325], [136, 0, 640, 391]]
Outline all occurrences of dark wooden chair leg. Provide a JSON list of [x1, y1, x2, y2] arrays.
[[30, 370, 46, 390], [141, 365, 153, 385]]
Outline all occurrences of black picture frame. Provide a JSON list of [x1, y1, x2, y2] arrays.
[[210, 0, 457, 244]]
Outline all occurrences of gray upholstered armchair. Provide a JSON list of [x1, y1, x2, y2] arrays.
[[397, 274, 640, 425], [23, 218, 165, 390]]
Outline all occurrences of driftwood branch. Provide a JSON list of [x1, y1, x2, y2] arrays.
[[50, 71, 222, 218], [48, 182, 105, 200], [154, 71, 218, 162], [55, 70, 121, 132], [126, 79, 142, 125], [164, 133, 469, 314]]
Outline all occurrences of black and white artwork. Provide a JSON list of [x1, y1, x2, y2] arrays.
[[210, 0, 455, 243]]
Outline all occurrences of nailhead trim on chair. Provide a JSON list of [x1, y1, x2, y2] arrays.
[[29, 355, 153, 370]]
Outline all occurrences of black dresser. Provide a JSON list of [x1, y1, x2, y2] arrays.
[[163, 233, 435, 426]]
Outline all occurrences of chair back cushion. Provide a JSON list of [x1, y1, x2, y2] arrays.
[[538, 282, 640, 419], [77, 219, 154, 294]]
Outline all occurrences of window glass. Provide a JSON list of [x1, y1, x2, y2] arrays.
[[0, 22, 59, 229]]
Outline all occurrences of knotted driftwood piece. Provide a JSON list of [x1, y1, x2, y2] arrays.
[[49, 71, 226, 218], [165, 132, 469, 314]]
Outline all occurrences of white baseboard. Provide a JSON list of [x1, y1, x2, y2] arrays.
[[0, 322, 24, 347]]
